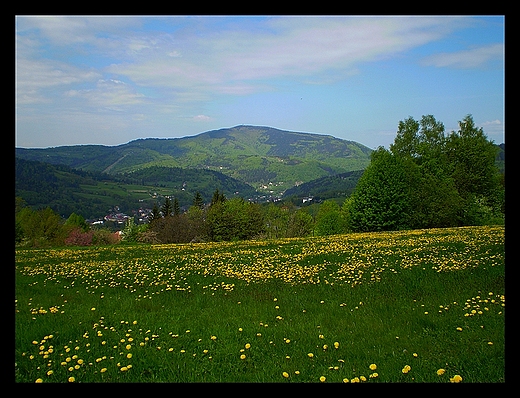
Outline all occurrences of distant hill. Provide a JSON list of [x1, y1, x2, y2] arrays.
[[15, 157, 258, 219], [16, 125, 373, 195], [283, 170, 365, 204]]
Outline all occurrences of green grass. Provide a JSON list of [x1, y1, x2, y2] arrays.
[[15, 226, 505, 383]]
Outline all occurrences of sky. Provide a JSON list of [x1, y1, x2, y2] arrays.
[[15, 15, 505, 149]]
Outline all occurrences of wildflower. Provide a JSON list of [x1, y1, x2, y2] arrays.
[[369, 373, 378, 378], [319, 376, 326, 382], [68, 376, 75, 382], [437, 368, 446, 376], [125, 344, 131, 350], [120, 366, 128, 372], [91, 307, 96, 311], [210, 335, 217, 340], [35, 378, 43, 383], [456, 327, 463, 331], [402, 365, 411, 374], [245, 343, 251, 349], [450, 374, 463, 383], [282, 372, 289, 378], [360, 375, 367, 382], [307, 353, 314, 358], [412, 353, 418, 357], [351, 377, 360, 383], [77, 359, 84, 365], [343, 378, 350, 383], [240, 354, 246, 360], [369, 363, 377, 370], [285, 339, 290, 344], [100, 368, 107, 373], [126, 353, 132, 359], [323, 344, 328, 350], [334, 342, 339, 349]]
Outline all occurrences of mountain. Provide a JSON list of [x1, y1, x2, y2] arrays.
[[16, 125, 373, 195]]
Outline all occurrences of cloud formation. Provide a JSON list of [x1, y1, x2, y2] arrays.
[[420, 43, 504, 69]]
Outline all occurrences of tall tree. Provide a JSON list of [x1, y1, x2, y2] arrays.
[[193, 191, 205, 210], [173, 197, 181, 216], [161, 197, 173, 218], [347, 147, 413, 232]]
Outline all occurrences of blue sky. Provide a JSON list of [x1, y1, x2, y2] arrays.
[[15, 15, 504, 149]]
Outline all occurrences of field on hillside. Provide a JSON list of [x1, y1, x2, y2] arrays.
[[15, 226, 505, 383]]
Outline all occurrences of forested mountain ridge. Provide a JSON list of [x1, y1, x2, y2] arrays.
[[15, 125, 373, 195]]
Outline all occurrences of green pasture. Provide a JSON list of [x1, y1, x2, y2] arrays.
[[15, 226, 505, 383]]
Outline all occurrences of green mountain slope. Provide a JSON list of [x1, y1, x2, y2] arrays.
[[16, 125, 373, 195], [15, 157, 258, 219]]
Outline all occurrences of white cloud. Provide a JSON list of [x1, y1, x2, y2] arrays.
[[192, 114, 212, 121], [420, 43, 504, 69], [16, 58, 100, 104]]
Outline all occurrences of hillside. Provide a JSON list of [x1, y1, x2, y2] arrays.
[[16, 125, 373, 195], [283, 170, 365, 204], [15, 158, 258, 219]]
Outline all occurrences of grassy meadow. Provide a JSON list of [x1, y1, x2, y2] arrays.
[[15, 225, 505, 383]]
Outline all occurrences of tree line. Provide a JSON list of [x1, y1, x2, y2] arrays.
[[15, 114, 504, 247]]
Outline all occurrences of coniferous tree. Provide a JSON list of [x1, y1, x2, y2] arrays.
[[161, 197, 173, 218], [173, 197, 181, 216], [193, 191, 205, 210]]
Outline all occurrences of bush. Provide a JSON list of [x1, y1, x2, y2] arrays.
[[65, 228, 94, 246]]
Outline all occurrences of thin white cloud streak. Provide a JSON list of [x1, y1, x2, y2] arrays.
[[420, 43, 504, 69]]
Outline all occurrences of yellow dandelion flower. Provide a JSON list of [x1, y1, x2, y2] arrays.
[[343, 378, 350, 383], [35, 378, 43, 383], [125, 344, 131, 350], [450, 374, 463, 383], [319, 376, 326, 382], [91, 307, 96, 311], [210, 335, 217, 340], [334, 342, 339, 349], [240, 354, 246, 360], [100, 368, 107, 373], [282, 372, 289, 378], [120, 366, 128, 372], [245, 343, 251, 349], [307, 352, 314, 358], [412, 353, 418, 357], [126, 353, 132, 359], [437, 368, 446, 376], [68, 376, 75, 382], [402, 365, 411, 374], [351, 377, 360, 383], [360, 375, 367, 382], [369, 363, 377, 370]]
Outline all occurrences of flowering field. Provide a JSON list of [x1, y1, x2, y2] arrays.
[[15, 226, 505, 383]]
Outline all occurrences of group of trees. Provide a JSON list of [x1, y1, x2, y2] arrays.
[[138, 189, 314, 244], [345, 114, 504, 232], [15, 197, 121, 247]]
